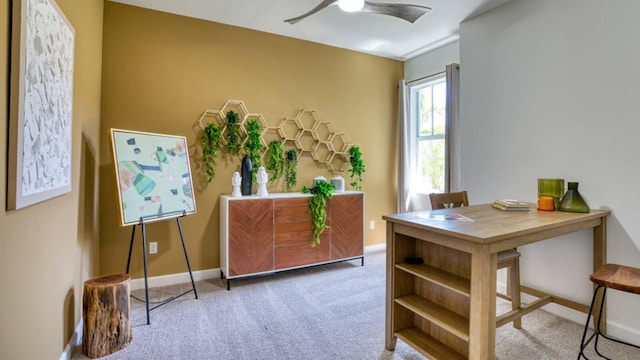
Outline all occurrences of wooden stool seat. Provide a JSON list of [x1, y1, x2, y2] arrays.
[[589, 263, 640, 294], [578, 263, 640, 359]]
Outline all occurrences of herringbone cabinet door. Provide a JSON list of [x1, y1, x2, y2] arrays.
[[228, 200, 274, 276]]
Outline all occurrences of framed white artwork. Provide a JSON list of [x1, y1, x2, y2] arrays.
[[7, 0, 75, 210]]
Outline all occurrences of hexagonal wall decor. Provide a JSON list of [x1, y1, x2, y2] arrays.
[[197, 101, 360, 173], [313, 122, 335, 142]]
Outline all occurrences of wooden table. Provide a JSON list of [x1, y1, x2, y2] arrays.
[[383, 204, 609, 360]]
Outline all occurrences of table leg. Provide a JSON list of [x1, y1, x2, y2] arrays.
[[385, 222, 397, 350], [469, 244, 497, 360], [592, 218, 607, 333]]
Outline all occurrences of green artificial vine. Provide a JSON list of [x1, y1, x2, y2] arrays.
[[266, 140, 285, 183], [200, 123, 222, 182], [243, 119, 264, 180], [284, 149, 298, 191], [348, 146, 365, 191], [225, 110, 242, 156], [302, 181, 335, 247]]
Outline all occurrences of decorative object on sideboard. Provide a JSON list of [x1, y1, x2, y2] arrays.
[[537, 178, 564, 210], [348, 146, 366, 191], [256, 167, 269, 196], [313, 175, 327, 187], [331, 175, 345, 192], [301, 181, 335, 247], [558, 182, 590, 213], [231, 172, 241, 197], [241, 155, 252, 196]]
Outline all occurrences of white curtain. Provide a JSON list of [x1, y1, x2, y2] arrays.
[[397, 63, 460, 213], [397, 80, 411, 213], [445, 63, 461, 192]]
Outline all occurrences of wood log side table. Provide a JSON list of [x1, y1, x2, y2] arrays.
[[82, 273, 132, 358]]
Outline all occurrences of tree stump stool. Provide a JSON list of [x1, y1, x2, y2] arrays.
[[82, 273, 132, 358]]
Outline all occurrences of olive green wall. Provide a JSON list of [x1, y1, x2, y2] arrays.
[[100, 3, 401, 277], [0, 1, 103, 359]]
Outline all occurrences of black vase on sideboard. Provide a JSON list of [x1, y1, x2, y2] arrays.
[[241, 154, 252, 196]]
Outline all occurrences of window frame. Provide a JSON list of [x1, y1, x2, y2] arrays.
[[408, 74, 448, 195]]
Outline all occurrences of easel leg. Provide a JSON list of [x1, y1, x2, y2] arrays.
[[176, 218, 198, 299], [126, 225, 136, 274], [141, 223, 150, 325]]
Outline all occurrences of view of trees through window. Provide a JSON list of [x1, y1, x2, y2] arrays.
[[414, 78, 446, 194]]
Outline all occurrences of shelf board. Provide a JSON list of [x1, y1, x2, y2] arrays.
[[395, 294, 470, 341], [396, 262, 470, 297], [395, 327, 466, 360]]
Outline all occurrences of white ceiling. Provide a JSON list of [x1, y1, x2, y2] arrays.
[[108, 0, 512, 60]]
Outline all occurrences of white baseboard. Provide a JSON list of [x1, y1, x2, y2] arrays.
[[364, 243, 386, 254], [130, 244, 385, 290], [130, 268, 221, 291], [59, 320, 82, 360]]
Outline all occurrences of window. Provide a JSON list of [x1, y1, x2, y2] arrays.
[[410, 76, 447, 194]]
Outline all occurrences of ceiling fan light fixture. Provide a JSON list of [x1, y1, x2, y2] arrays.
[[338, 0, 365, 12]]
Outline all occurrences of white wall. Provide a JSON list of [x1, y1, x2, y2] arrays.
[[460, 0, 640, 341]]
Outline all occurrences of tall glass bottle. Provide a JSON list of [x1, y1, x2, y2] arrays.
[[558, 182, 590, 213]]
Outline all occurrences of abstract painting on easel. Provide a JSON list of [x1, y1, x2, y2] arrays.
[[110, 129, 197, 226]]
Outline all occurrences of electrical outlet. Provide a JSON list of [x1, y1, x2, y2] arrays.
[[149, 242, 158, 254], [370, 220, 375, 230]]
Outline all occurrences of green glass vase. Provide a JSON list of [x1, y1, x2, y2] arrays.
[[538, 178, 564, 209], [558, 182, 590, 213]]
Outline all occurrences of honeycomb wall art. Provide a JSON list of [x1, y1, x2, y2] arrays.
[[197, 100, 355, 173]]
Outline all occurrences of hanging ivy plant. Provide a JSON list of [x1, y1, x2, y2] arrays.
[[225, 110, 242, 156], [200, 123, 222, 182], [348, 146, 365, 191], [266, 140, 285, 183], [301, 181, 335, 247], [243, 119, 264, 180], [284, 149, 298, 191]]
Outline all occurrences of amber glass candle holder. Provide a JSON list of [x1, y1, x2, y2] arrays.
[[537, 195, 555, 211], [538, 178, 564, 210]]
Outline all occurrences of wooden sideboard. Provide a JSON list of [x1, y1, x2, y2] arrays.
[[220, 192, 364, 289]]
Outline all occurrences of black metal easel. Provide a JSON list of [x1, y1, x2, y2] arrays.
[[125, 211, 198, 325]]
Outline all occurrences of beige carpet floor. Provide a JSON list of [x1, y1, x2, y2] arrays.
[[72, 247, 639, 359]]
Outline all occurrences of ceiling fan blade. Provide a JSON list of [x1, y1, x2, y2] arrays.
[[361, 2, 431, 23], [284, 0, 338, 24]]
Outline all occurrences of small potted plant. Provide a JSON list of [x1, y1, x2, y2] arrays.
[[266, 140, 285, 183], [225, 110, 242, 156], [301, 181, 335, 247], [284, 149, 297, 191], [243, 119, 264, 179], [200, 123, 222, 182], [348, 146, 365, 191]]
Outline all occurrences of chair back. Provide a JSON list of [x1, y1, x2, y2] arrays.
[[429, 191, 469, 209]]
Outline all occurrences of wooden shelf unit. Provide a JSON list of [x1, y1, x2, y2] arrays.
[[389, 234, 472, 359], [220, 192, 364, 288]]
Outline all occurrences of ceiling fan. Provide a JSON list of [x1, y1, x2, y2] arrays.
[[284, 0, 431, 24]]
